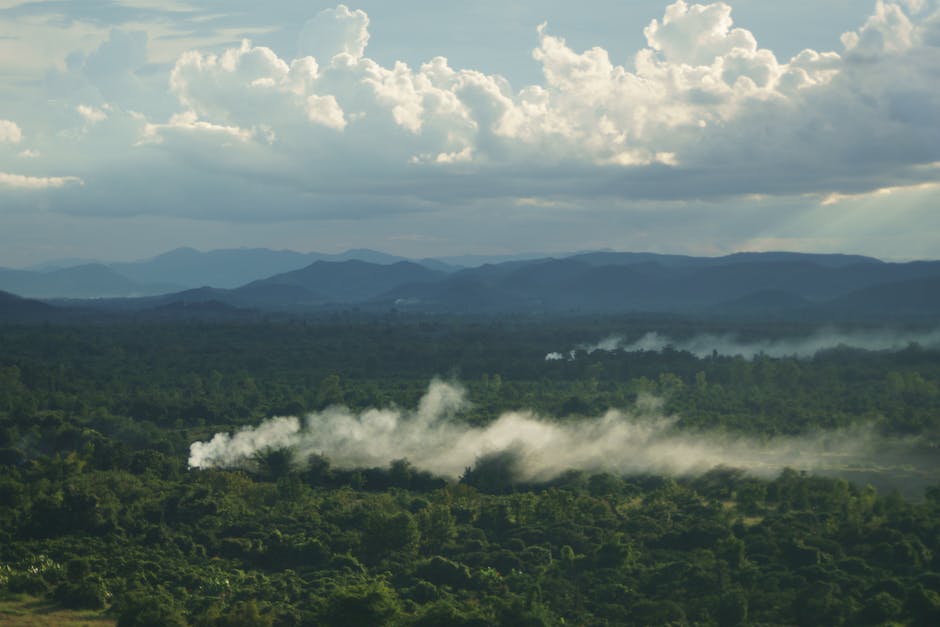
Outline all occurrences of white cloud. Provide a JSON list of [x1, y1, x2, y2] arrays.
[[0, 172, 84, 190], [644, 0, 758, 66], [168, 40, 347, 134], [902, 0, 928, 13], [2, 1, 939, 236], [77, 104, 108, 125], [923, 7, 940, 45], [821, 180, 940, 206], [297, 4, 370, 63], [305, 93, 346, 130], [141, 110, 255, 144], [0, 119, 22, 143], [842, 0, 917, 56]]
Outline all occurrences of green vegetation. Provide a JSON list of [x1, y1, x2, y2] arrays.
[[1, 315, 939, 625], [0, 591, 114, 626]]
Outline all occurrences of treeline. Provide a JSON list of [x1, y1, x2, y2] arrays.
[[2, 317, 938, 438]]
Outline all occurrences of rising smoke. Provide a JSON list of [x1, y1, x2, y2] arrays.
[[547, 327, 940, 361], [189, 380, 916, 483]]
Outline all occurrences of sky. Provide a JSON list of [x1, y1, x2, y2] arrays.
[[1, 0, 938, 266]]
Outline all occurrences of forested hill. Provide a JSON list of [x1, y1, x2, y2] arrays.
[[376, 257, 940, 315]]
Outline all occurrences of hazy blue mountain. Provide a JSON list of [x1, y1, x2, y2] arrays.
[[155, 284, 325, 311], [325, 248, 409, 265], [716, 251, 882, 268], [432, 251, 589, 267], [24, 257, 101, 272], [0, 264, 175, 299], [824, 275, 940, 316], [86, 259, 442, 313], [378, 257, 940, 315], [104, 246, 445, 289], [568, 251, 881, 269], [110, 247, 311, 289], [568, 251, 704, 268], [37, 251, 940, 321], [25, 247, 888, 295], [415, 258, 464, 273], [229, 283, 325, 309], [249, 260, 445, 303]]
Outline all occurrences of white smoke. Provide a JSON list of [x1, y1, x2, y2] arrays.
[[548, 327, 940, 361], [189, 416, 300, 469], [188, 380, 913, 482]]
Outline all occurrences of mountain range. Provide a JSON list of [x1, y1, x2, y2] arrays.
[[3, 247, 455, 297], [2, 247, 939, 320]]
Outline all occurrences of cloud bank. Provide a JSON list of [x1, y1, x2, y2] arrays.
[[2, 1, 939, 218], [147, 0, 940, 196], [1, 1, 939, 265], [189, 380, 917, 483]]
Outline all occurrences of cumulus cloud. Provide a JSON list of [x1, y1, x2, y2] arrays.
[[4, 1, 940, 228], [169, 40, 347, 132], [842, 0, 918, 57], [44, 29, 167, 115], [645, 1, 750, 65], [152, 2, 939, 201], [0, 119, 22, 144], [297, 4, 370, 63], [77, 104, 108, 125]]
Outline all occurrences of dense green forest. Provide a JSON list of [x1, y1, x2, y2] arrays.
[[1, 315, 939, 625]]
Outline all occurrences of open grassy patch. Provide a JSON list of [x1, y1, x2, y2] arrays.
[[0, 593, 114, 627]]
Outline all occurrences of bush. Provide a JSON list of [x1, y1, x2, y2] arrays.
[[115, 590, 187, 627], [320, 580, 401, 627], [54, 578, 109, 610]]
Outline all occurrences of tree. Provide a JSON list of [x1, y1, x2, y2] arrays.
[[253, 446, 296, 480], [320, 580, 401, 627], [116, 590, 187, 627]]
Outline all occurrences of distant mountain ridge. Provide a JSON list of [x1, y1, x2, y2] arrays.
[[109, 247, 414, 290], [0, 264, 177, 299], [6, 246, 611, 298], [4, 247, 940, 320], [371, 255, 940, 317], [0, 247, 438, 299], [245, 260, 444, 303], [569, 251, 882, 269], [16, 251, 933, 321]]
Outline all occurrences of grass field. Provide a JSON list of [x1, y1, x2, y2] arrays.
[[0, 593, 114, 626]]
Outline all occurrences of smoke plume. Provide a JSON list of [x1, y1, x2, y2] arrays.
[[189, 380, 924, 484], [550, 327, 940, 361]]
